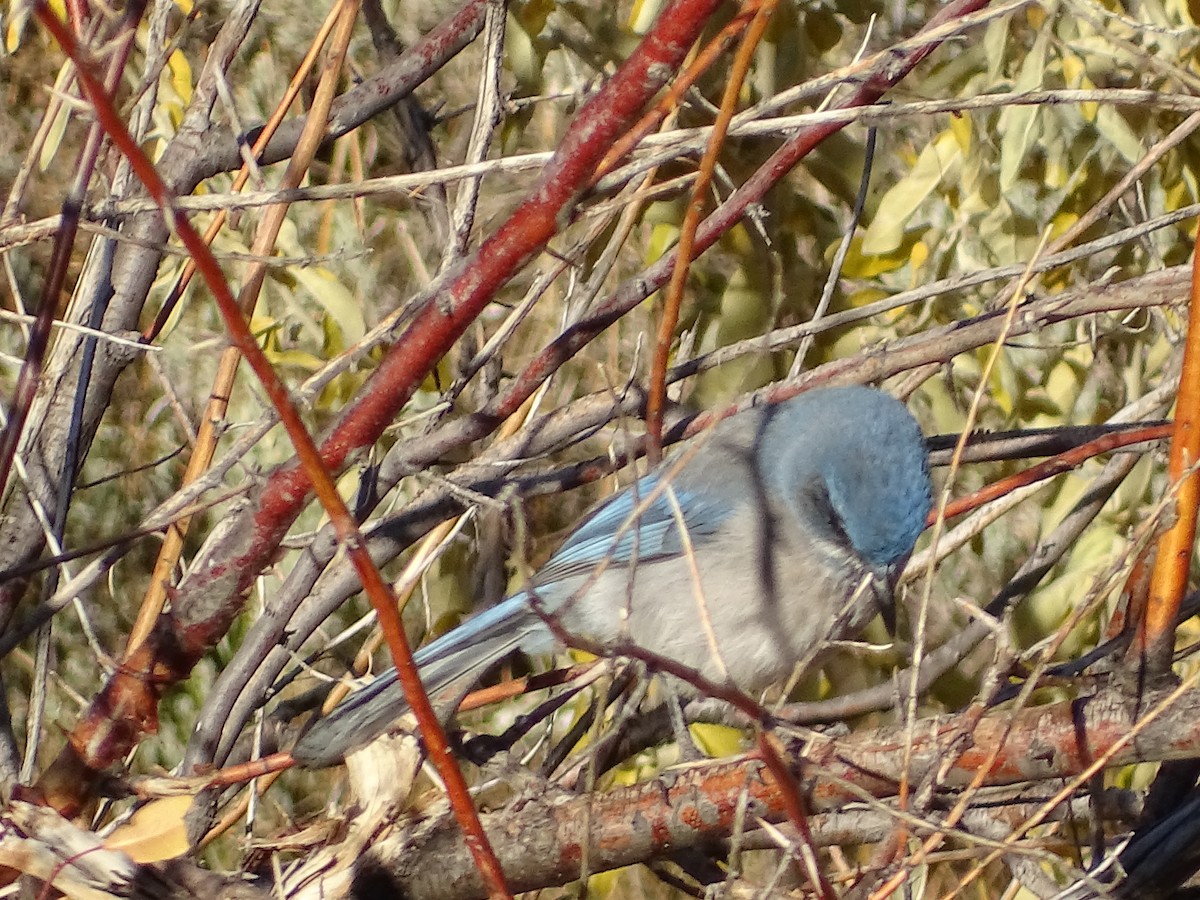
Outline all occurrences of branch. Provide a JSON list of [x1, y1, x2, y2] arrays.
[[334, 683, 1200, 899]]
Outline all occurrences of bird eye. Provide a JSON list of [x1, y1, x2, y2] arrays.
[[802, 477, 852, 549]]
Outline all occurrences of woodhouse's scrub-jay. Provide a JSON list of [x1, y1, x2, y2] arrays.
[[292, 385, 932, 767]]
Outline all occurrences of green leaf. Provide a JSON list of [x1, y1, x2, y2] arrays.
[[998, 22, 1051, 190], [290, 265, 366, 345], [1094, 104, 1144, 164]]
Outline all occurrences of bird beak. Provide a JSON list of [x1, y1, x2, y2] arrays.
[[877, 556, 909, 637], [877, 584, 897, 636]]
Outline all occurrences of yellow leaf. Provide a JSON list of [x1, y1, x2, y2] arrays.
[[909, 239, 929, 274], [1061, 49, 1085, 87], [505, 10, 543, 86], [689, 722, 743, 758], [845, 286, 889, 308], [103, 795, 193, 863], [168, 49, 193, 106], [1050, 211, 1079, 240], [38, 97, 71, 172], [248, 313, 279, 340], [1062, 50, 1099, 119], [862, 131, 961, 255], [628, 0, 665, 34], [514, 0, 553, 35], [1166, 179, 1191, 213], [838, 233, 911, 277], [266, 348, 324, 371], [646, 222, 680, 266], [948, 114, 971, 154], [1043, 133, 1071, 190], [4, 0, 33, 53]]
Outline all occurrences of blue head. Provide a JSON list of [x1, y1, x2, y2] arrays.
[[763, 386, 932, 575]]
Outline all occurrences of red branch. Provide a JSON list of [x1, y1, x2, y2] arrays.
[[940, 423, 1173, 522], [175, 0, 725, 623]]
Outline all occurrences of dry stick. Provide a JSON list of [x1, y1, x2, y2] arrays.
[[438, 0, 506, 272], [139, 2, 342, 342], [4, 86, 1195, 243], [195, 768, 283, 852], [875, 233, 1052, 900], [389, 681, 1196, 897], [0, 15, 138, 514], [126, 1, 345, 656], [2, 85, 1190, 247], [10, 18, 142, 783], [1138, 236, 1200, 676], [940, 669, 1200, 900], [646, 0, 777, 465], [30, 12, 512, 895]]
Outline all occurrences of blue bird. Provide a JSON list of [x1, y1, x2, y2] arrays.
[[292, 385, 932, 767]]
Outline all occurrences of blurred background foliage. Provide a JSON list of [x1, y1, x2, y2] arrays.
[[3, 0, 1200, 892]]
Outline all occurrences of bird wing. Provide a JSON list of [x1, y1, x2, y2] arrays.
[[532, 471, 734, 588]]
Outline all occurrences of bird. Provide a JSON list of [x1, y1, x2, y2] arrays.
[[291, 385, 932, 767]]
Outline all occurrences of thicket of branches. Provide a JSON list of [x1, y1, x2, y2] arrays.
[[3, 0, 1200, 896]]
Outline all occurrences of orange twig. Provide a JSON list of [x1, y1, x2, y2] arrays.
[[646, 0, 778, 463], [140, 3, 342, 342], [1139, 237, 1200, 676], [594, 4, 760, 179]]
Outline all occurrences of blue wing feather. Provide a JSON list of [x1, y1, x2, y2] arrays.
[[532, 471, 733, 587]]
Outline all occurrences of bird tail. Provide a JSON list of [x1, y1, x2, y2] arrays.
[[292, 593, 544, 767]]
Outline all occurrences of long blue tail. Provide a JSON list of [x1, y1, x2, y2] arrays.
[[292, 593, 546, 766]]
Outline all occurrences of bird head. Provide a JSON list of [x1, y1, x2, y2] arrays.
[[769, 386, 932, 575]]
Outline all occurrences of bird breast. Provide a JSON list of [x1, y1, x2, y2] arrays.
[[549, 500, 879, 693]]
